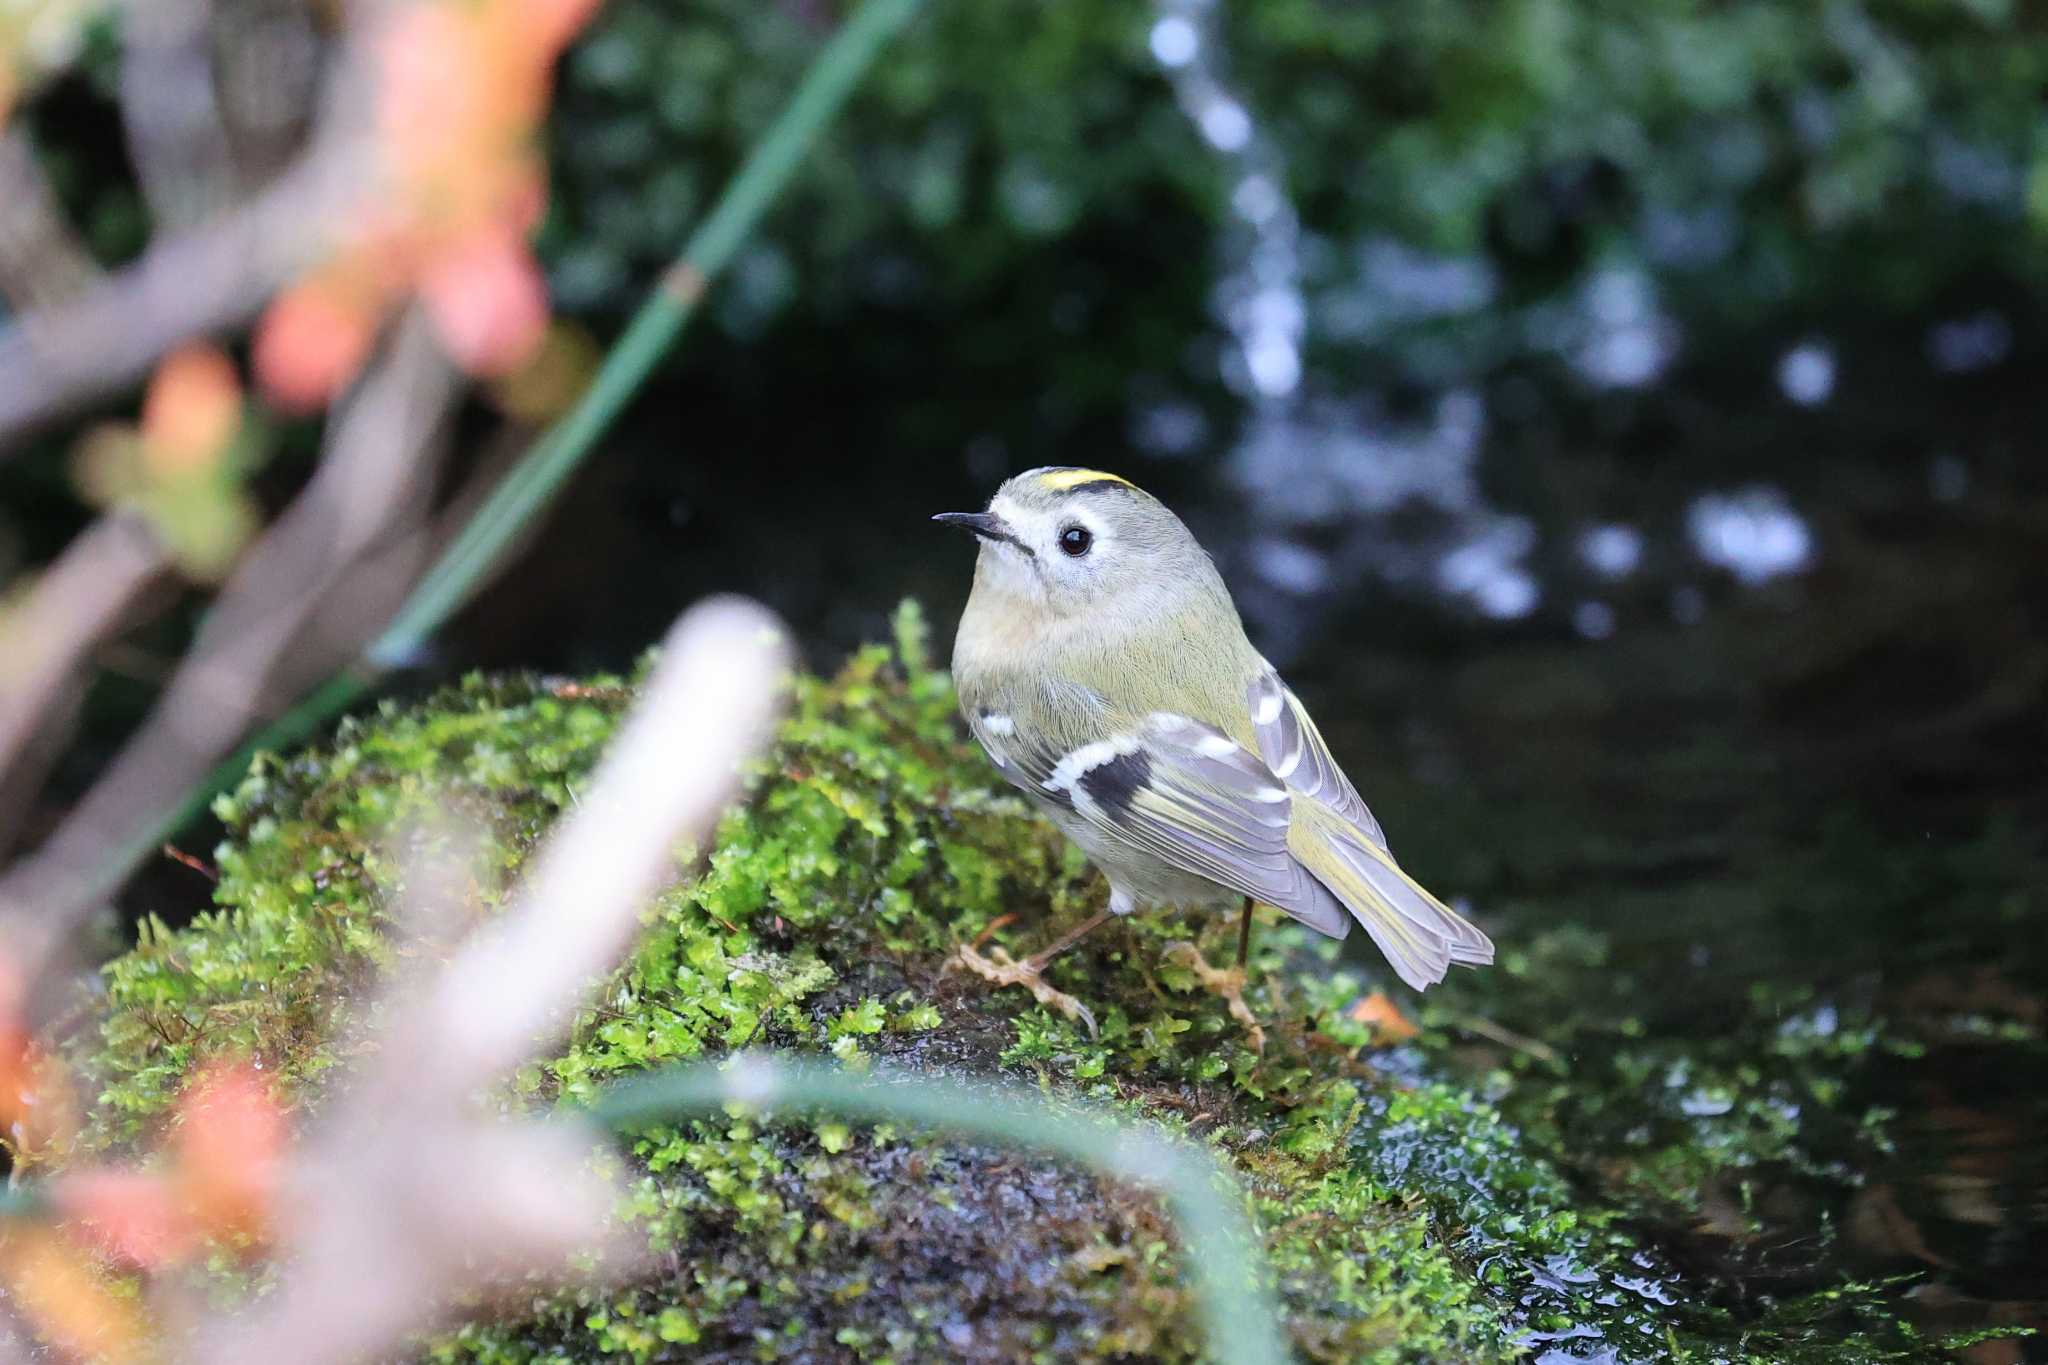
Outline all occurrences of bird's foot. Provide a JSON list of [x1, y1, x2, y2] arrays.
[[1165, 941, 1266, 1055], [951, 942, 1099, 1040]]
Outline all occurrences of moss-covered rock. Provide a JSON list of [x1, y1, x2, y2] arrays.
[[69, 604, 1995, 1363]]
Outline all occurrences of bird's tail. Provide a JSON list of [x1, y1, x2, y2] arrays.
[[1287, 800, 1493, 991]]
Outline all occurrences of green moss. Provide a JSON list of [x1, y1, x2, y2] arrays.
[[70, 604, 2011, 1362]]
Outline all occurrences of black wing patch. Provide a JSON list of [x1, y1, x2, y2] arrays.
[[1077, 748, 1150, 816]]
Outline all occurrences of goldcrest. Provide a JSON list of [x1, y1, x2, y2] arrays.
[[936, 467, 1493, 993]]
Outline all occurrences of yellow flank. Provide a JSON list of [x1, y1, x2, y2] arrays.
[[1038, 468, 1134, 492]]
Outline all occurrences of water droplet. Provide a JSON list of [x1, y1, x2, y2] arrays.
[[1927, 311, 2011, 373], [1232, 173, 1282, 225], [1573, 600, 1617, 640], [1198, 99, 1253, 152], [1439, 524, 1541, 620], [1148, 15, 1199, 68], [1251, 538, 1330, 594], [1131, 400, 1208, 456], [1680, 1088, 1735, 1117], [1777, 342, 1835, 406], [1576, 524, 1642, 580], [1245, 337, 1300, 397], [1686, 487, 1813, 585]]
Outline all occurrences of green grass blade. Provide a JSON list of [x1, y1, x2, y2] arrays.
[[594, 1054, 1293, 1365]]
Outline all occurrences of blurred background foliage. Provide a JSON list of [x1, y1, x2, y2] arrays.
[[9, 0, 2047, 664], [549, 0, 2044, 352], [524, 0, 2048, 662]]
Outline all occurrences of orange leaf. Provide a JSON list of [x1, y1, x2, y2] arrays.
[[174, 1062, 286, 1244], [2, 1227, 147, 1363], [524, 0, 604, 57], [53, 1168, 198, 1269], [1347, 990, 1420, 1042], [255, 276, 383, 412], [0, 956, 79, 1163], [378, 3, 489, 185], [0, 956, 27, 1134], [140, 343, 242, 478], [419, 224, 549, 377], [503, 161, 549, 238]]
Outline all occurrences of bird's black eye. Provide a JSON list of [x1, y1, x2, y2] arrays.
[[1058, 524, 1093, 557]]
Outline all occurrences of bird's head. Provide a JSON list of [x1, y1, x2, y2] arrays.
[[933, 467, 1211, 616]]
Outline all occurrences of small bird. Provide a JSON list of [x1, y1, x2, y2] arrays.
[[935, 467, 1492, 1039]]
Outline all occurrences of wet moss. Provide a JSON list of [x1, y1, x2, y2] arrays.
[[70, 604, 2018, 1362]]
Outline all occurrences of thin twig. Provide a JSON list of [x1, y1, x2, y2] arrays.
[[1455, 1013, 1562, 1066]]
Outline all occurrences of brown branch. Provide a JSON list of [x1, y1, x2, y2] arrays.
[[0, 311, 459, 986], [119, 0, 243, 230], [0, 131, 100, 313], [0, 514, 174, 857], [209, 0, 325, 184], [0, 145, 370, 453], [0, 6, 383, 456]]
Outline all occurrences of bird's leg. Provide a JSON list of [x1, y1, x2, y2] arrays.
[[952, 908, 1114, 1040], [1024, 908, 1114, 971], [1167, 906, 1267, 1055]]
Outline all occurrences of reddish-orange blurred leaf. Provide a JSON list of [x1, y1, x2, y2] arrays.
[[140, 343, 242, 477], [0, 960, 79, 1164], [174, 1061, 286, 1243], [503, 162, 549, 238], [53, 1168, 197, 1269], [45, 1062, 285, 1274], [256, 276, 383, 412], [2, 1227, 147, 1363], [1348, 990, 1420, 1042], [524, 0, 604, 58], [419, 225, 549, 377], [260, 0, 596, 405], [377, 3, 488, 187], [0, 956, 28, 1134]]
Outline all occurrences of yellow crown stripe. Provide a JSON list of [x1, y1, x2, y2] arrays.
[[1038, 468, 1134, 492]]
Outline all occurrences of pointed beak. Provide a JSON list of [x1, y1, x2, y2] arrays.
[[931, 511, 1032, 555]]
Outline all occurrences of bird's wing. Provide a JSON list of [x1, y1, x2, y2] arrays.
[[1247, 667, 1387, 847], [963, 703, 1039, 797], [993, 709, 1348, 933], [964, 680, 1490, 984]]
